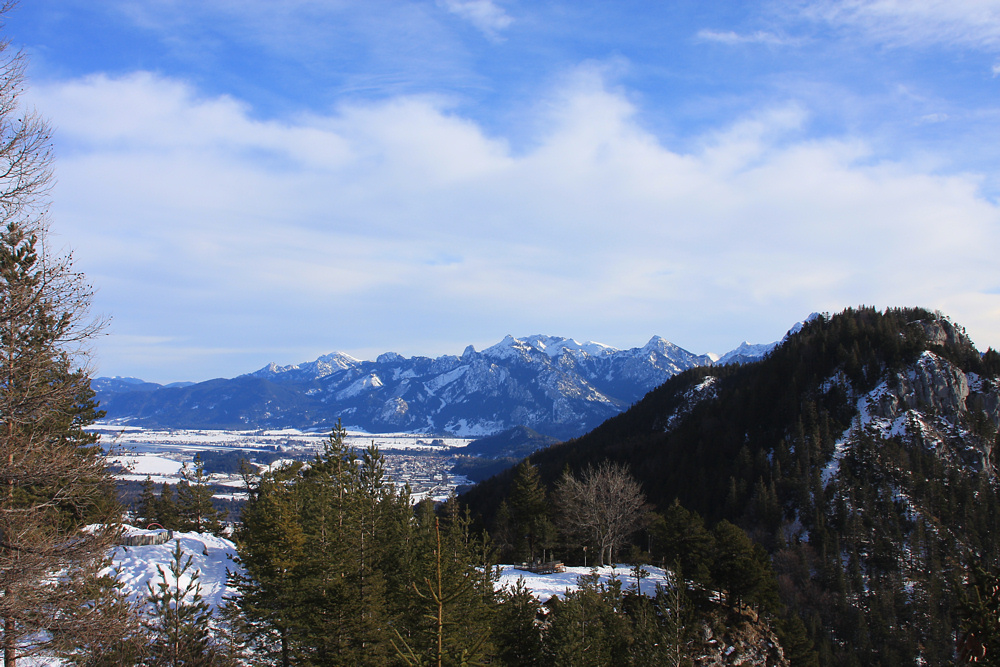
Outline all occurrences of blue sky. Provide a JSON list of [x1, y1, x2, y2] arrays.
[[8, 0, 1000, 382]]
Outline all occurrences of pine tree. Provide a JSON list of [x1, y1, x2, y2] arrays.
[[143, 540, 226, 666], [710, 520, 779, 612], [176, 457, 224, 534], [957, 565, 1000, 666], [137, 476, 158, 528], [230, 461, 307, 666], [0, 17, 136, 659], [507, 461, 553, 563], [233, 423, 414, 665], [393, 517, 495, 667], [492, 579, 543, 666], [542, 573, 631, 667], [156, 482, 180, 530], [650, 500, 715, 588]]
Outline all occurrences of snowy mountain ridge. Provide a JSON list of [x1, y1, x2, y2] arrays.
[[96, 330, 785, 440]]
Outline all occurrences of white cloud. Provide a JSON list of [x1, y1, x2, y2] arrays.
[[801, 0, 1000, 50], [696, 29, 799, 46], [918, 112, 949, 123], [439, 0, 513, 37], [29, 69, 1000, 380]]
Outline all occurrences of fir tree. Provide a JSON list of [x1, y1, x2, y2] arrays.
[[542, 572, 631, 667], [492, 579, 543, 667], [0, 31, 136, 657], [710, 520, 779, 612], [233, 422, 415, 665], [230, 461, 307, 666], [395, 507, 497, 667], [156, 482, 180, 530], [143, 540, 225, 666], [507, 460, 553, 563], [176, 456, 224, 534], [137, 476, 158, 528]]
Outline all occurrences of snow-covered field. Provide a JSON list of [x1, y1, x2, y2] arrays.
[[93, 424, 475, 454], [107, 454, 186, 483], [99, 425, 477, 502], [10, 532, 673, 665]]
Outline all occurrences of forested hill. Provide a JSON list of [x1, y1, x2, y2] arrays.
[[461, 307, 1000, 665]]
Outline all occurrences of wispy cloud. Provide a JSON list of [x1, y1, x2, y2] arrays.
[[29, 69, 1000, 380], [439, 0, 512, 38], [696, 29, 799, 46], [800, 0, 1000, 50]]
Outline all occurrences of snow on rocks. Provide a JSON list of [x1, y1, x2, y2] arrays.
[[662, 376, 718, 432]]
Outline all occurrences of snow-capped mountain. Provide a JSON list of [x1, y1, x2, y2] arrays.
[[96, 334, 716, 439], [712, 314, 823, 366]]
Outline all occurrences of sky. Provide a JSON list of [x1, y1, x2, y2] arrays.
[[6, 0, 1000, 383]]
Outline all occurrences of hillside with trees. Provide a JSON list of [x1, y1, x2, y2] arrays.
[[462, 306, 1000, 665]]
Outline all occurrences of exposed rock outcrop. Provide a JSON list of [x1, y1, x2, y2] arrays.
[[867, 350, 998, 475], [874, 351, 970, 419], [693, 607, 789, 667]]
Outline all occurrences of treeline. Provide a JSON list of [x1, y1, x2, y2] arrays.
[[492, 459, 816, 665], [135, 457, 228, 534], [131, 425, 804, 666]]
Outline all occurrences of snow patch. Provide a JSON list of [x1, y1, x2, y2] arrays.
[[496, 563, 673, 601], [106, 528, 241, 611]]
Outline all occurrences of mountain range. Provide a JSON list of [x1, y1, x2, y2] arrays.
[[94, 333, 777, 439]]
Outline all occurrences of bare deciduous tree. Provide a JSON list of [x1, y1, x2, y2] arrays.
[[0, 6, 139, 664], [554, 461, 648, 567]]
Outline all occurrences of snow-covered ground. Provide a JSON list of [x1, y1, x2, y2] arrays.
[[107, 454, 185, 483], [2, 533, 675, 666], [107, 527, 241, 610], [93, 424, 475, 453], [99, 425, 477, 503], [496, 563, 672, 600], [106, 528, 671, 613]]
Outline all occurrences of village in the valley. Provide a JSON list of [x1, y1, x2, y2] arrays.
[[96, 423, 476, 507]]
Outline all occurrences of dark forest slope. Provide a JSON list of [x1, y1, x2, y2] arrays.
[[462, 307, 1000, 665]]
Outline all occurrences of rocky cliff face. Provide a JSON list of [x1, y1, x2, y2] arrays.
[[865, 348, 998, 474]]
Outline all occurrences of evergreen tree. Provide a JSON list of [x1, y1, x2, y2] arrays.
[[155, 482, 180, 530], [710, 520, 779, 612], [176, 456, 224, 534], [650, 500, 715, 588], [233, 422, 417, 665], [395, 504, 497, 667], [143, 540, 226, 666], [137, 476, 158, 528], [230, 461, 308, 666], [0, 21, 137, 659], [958, 565, 1000, 666], [492, 579, 543, 667], [542, 572, 631, 667], [507, 461, 553, 563]]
